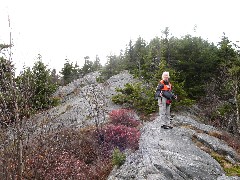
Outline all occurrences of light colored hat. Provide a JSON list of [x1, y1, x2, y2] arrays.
[[162, 71, 170, 79]]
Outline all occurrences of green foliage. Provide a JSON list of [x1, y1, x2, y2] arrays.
[[96, 76, 105, 83], [225, 166, 240, 176], [170, 35, 219, 99], [31, 60, 59, 110], [0, 57, 17, 125], [112, 148, 126, 168], [215, 34, 239, 94], [60, 59, 80, 85], [171, 86, 195, 109], [16, 66, 35, 117], [16, 58, 59, 112], [217, 34, 237, 69], [217, 103, 233, 116], [141, 37, 161, 81], [0, 44, 11, 52], [92, 55, 102, 71], [80, 56, 94, 76], [50, 96, 61, 107], [100, 55, 125, 81], [112, 82, 158, 115], [211, 152, 240, 176], [79, 56, 102, 76]]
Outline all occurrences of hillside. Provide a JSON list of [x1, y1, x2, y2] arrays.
[[108, 113, 240, 179], [42, 71, 240, 179], [2, 70, 240, 179], [25, 70, 139, 133]]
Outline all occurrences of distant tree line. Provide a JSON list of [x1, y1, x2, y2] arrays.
[[96, 28, 240, 135], [1, 27, 240, 136]]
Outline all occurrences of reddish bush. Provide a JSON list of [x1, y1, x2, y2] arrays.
[[43, 151, 88, 179], [219, 132, 240, 154], [109, 109, 140, 127], [2, 111, 141, 179], [23, 127, 113, 179], [103, 124, 140, 150], [25, 150, 113, 179]]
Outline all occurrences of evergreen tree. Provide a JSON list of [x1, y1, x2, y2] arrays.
[[81, 56, 94, 75], [124, 40, 134, 72], [50, 68, 61, 85], [141, 37, 161, 82], [101, 55, 119, 80], [16, 66, 35, 117], [31, 57, 58, 110], [92, 55, 102, 71], [161, 27, 171, 65], [132, 37, 147, 78], [60, 59, 79, 85], [215, 34, 240, 134], [0, 43, 24, 178], [0, 56, 17, 125], [171, 35, 218, 99]]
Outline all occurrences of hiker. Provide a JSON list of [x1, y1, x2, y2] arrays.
[[155, 71, 177, 129]]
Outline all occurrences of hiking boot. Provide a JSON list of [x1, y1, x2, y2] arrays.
[[161, 125, 173, 129], [166, 125, 173, 129], [161, 125, 166, 129]]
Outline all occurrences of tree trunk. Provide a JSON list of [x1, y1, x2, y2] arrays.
[[234, 81, 240, 134], [11, 76, 23, 179]]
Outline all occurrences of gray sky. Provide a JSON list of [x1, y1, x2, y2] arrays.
[[0, 0, 240, 75]]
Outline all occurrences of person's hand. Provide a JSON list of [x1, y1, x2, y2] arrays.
[[173, 95, 177, 99]]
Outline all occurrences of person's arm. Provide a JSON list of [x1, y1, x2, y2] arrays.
[[155, 83, 164, 97], [157, 84, 164, 91], [170, 88, 177, 99]]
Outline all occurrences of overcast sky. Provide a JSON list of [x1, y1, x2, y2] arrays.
[[0, 0, 239, 75]]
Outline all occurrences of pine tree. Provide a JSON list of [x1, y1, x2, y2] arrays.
[[60, 59, 79, 85], [33, 60, 58, 109]]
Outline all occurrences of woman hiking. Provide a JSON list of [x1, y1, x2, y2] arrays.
[[155, 71, 177, 129]]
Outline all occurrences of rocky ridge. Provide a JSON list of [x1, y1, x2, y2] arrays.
[[108, 114, 240, 179], [20, 71, 240, 179], [23, 70, 139, 134]]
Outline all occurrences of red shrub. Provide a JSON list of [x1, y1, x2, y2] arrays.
[[23, 128, 114, 179], [44, 151, 88, 179], [25, 150, 113, 179], [103, 124, 140, 150], [109, 109, 140, 127], [219, 132, 240, 154]]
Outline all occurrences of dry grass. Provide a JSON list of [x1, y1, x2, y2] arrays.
[[180, 124, 205, 134], [211, 152, 240, 176], [192, 134, 240, 177], [184, 124, 240, 156], [207, 131, 223, 139], [208, 130, 240, 155], [192, 134, 211, 154]]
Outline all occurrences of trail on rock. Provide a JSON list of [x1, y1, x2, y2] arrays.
[[108, 115, 240, 180]]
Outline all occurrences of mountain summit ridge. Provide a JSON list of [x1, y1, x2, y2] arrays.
[[108, 114, 240, 179], [19, 71, 240, 179]]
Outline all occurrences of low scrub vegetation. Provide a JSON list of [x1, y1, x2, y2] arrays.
[[208, 130, 240, 154], [211, 152, 240, 176], [112, 148, 126, 168], [192, 131, 240, 177], [0, 108, 141, 179], [109, 108, 140, 127]]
